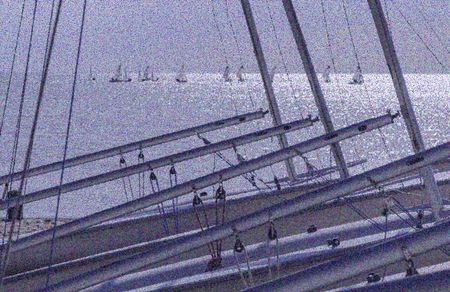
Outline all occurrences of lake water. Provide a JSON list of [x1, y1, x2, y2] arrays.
[[0, 73, 448, 217]]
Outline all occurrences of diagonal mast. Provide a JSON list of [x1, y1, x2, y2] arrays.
[[282, 0, 349, 179], [367, 0, 443, 219], [240, 0, 297, 180]]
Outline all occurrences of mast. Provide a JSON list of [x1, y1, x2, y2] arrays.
[[282, 0, 349, 179], [240, 0, 297, 180], [368, 0, 443, 219]]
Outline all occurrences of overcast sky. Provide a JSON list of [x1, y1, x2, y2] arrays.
[[0, 0, 448, 76]]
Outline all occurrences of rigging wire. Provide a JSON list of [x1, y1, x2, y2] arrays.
[[263, 0, 303, 118], [263, 0, 329, 176], [209, 0, 240, 116], [45, 0, 88, 287], [319, 0, 368, 175], [411, 0, 447, 52], [224, 0, 256, 108], [388, 0, 447, 70], [0, 0, 26, 138], [0, 0, 56, 287], [0, 0, 39, 254]]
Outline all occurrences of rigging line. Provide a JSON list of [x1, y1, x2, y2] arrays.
[[263, 0, 304, 118], [224, 0, 256, 108], [388, 0, 447, 70], [0, 0, 64, 286], [208, 0, 240, 117], [0, 0, 39, 280], [41, 0, 57, 75], [319, 0, 367, 174], [45, 0, 88, 288], [340, 0, 397, 169], [1, 0, 38, 251], [411, 0, 447, 52], [209, 0, 230, 67], [0, 0, 26, 138]]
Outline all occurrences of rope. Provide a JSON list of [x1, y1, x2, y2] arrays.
[[389, 0, 447, 70], [149, 171, 170, 235], [320, 0, 367, 175], [45, 1, 87, 287], [118, 156, 130, 201], [263, 0, 304, 118], [411, 0, 447, 52], [0, 0, 26, 138], [41, 0, 57, 75], [0, 0, 39, 280], [169, 164, 179, 233], [1, 0, 64, 285], [224, 0, 256, 108]]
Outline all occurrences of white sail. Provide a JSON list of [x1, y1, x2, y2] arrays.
[[143, 66, 149, 80], [270, 65, 277, 82], [223, 66, 232, 82], [124, 66, 130, 81], [323, 65, 331, 83], [176, 64, 187, 82], [89, 67, 95, 81], [114, 64, 122, 80], [237, 65, 244, 82], [150, 71, 158, 82]]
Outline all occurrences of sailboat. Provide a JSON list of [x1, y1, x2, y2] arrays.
[[223, 65, 232, 82], [140, 66, 159, 82], [236, 65, 245, 82], [88, 66, 96, 81], [109, 64, 132, 83], [323, 65, 331, 83], [3, 1, 448, 292], [175, 64, 187, 83], [349, 65, 364, 84], [270, 65, 277, 82]]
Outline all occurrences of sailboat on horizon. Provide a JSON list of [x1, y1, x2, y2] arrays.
[[349, 65, 364, 85], [88, 66, 96, 81], [140, 66, 159, 82], [175, 64, 187, 83], [223, 65, 232, 82], [236, 65, 245, 82], [109, 64, 132, 83], [323, 65, 331, 83]]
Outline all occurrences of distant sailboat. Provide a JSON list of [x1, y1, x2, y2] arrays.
[[89, 66, 96, 81], [270, 65, 277, 82], [138, 70, 142, 81], [323, 65, 331, 83], [350, 65, 364, 85], [109, 64, 132, 83], [237, 65, 244, 82], [223, 66, 232, 82], [176, 64, 187, 83], [141, 66, 159, 82]]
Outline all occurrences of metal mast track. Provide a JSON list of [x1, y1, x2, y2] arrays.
[[282, 0, 349, 179], [367, 0, 443, 219], [47, 141, 448, 291], [240, 0, 297, 180], [0, 110, 267, 185], [247, 218, 449, 292], [0, 117, 317, 211], [3, 113, 395, 254]]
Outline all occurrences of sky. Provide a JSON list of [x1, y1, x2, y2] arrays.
[[0, 0, 448, 76]]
